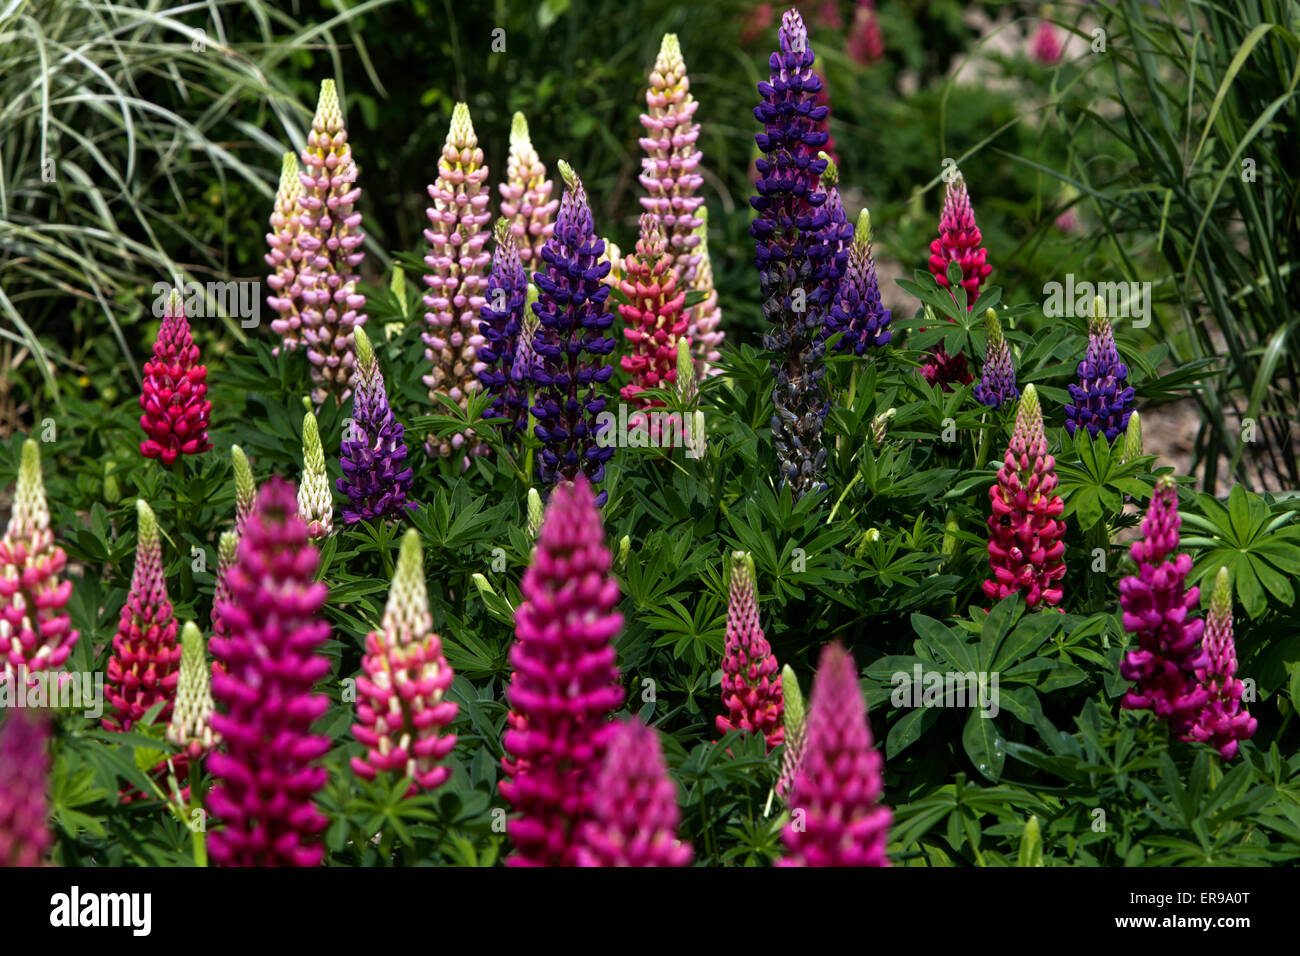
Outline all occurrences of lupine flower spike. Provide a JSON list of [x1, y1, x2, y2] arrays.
[[529, 162, 617, 506], [0, 709, 51, 866], [1186, 567, 1257, 759], [210, 531, 239, 655], [639, 34, 705, 284], [775, 663, 806, 799], [337, 326, 416, 524], [676, 337, 698, 407], [1120, 411, 1143, 464], [423, 102, 492, 459], [266, 152, 307, 354], [297, 411, 333, 540], [619, 214, 688, 411], [352, 529, 458, 792], [231, 445, 256, 534], [296, 79, 367, 406], [104, 499, 181, 732], [974, 308, 1018, 409], [1119, 477, 1211, 739], [140, 289, 213, 465], [1, 439, 78, 679], [983, 385, 1067, 609], [478, 220, 532, 437], [526, 487, 544, 541], [922, 172, 990, 389], [499, 112, 557, 265], [717, 551, 784, 749], [686, 209, 724, 375], [575, 719, 692, 867], [751, 9, 837, 498], [848, 0, 885, 64], [826, 208, 892, 353], [1064, 298, 1134, 443], [208, 478, 331, 867], [166, 622, 219, 760], [500, 476, 625, 866], [778, 641, 891, 867]]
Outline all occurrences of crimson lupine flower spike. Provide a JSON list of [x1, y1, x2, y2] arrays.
[[423, 102, 492, 459], [619, 214, 688, 410], [140, 289, 213, 465], [778, 641, 891, 867], [716, 551, 784, 749], [499, 112, 557, 266], [0, 709, 51, 866], [1185, 567, 1257, 759], [687, 209, 724, 375], [1031, 20, 1063, 65], [983, 385, 1067, 609], [575, 719, 692, 867], [529, 162, 617, 507], [1, 439, 78, 679], [639, 34, 705, 285], [266, 152, 307, 354], [500, 476, 625, 866], [848, 0, 884, 65], [922, 172, 990, 389], [1119, 477, 1211, 738], [337, 327, 416, 524], [751, 9, 837, 499], [478, 219, 532, 437], [974, 308, 1018, 409], [1064, 298, 1135, 443], [208, 478, 331, 867], [826, 208, 892, 353], [166, 622, 219, 760], [352, 529, 457, 793], [296, 79, 367, 406], [104, 499, 182, 732]]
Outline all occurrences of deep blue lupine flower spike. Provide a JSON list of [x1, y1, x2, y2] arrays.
[[337, 326, 416, 523], [478, 219, 531, 436], [826, 208, 892, 353], [528, 160, 617, 506], [973, 308, 1018, 409], [1064, 298, 1135, 442]]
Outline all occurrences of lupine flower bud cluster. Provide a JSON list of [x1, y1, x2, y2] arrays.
[[297, 411, 333, 539], [983, 385, 1066, 609], [499, 112, 557, 266], [717, 551, 784, 749], [139, 290, 212, 465], [1186, 567, 1257, 759], [500, 476, 625, 866], [618, 214, 688, 409], [352, 530, 457, 792], [826, 208, 891, 353], [166, 622, 219, 759], [104, 499, 181, 732], [974, 308, 1018, 409], [296, 79, 367, 406], [776, 663, 806, 799], [423, 103, 492, 458], [1064, 302, 1135, 443], [266, 152, 307, 354]]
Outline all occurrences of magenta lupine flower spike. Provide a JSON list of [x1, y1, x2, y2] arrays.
[[983, 385, 1067, 609], [1118, 477, 1210, 738], [296, 79, 367, 406], [687, 209, 724, 375], [922, 172, 990, 389], [499, 113, 557, 266], [104, 499, 182, 732], [619, 214, 688, 409], [423, 102, 492, 459], [337, 327, 416, 524], [139, 289, 213, 465], [974, 308, 1018, 409], [166, 622, 219, 760], [1185, 567, 1257, 759], [0, 709, 51, 867], [1064, 299, 1135, 443], [352, 529, 457, 793], [266, 152, 307, 354], [208, 478, 331, 867], [717, 551, 784, 749], [639, 34, 705, 285], [500, 475, 625, 866], [575, 719, 692, 867], [778, 641, 891, 867], [1, 439, 78, 679]]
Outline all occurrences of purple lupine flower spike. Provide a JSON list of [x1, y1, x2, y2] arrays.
[[337, 326, 416, 524], [0, 709, 51, 866], [826, 207, 892, 353], [528, 162, 617, 506], [1186, 567, 1257, 759], [1064, 298, 1135, 442], [973, 308, 1018, 409], [478, 219, 532, 437]]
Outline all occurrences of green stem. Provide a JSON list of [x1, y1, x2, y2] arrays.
[[189, 758, 207, 868], [1087, 519, 1110, 612], [170, 459, 194, 602]]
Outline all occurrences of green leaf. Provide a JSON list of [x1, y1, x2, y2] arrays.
[[962, 710, 1004, 782]]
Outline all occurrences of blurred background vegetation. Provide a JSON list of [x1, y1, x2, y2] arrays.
[[1, 0, 1296, 492]]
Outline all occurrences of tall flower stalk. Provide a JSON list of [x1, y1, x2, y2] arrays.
[[296, 79, 367, 406], [826, 208, 891, 354], [922, 173, 990, 389], [423, 102, 492, 458], [1064, 300, 1135, 443], [529, 162, 617, 506], [974, 308, 1018, 409], [618, 214, 688, 409], [1186, 567, 1257, 759], [104, 499, 181, 732], [266, 152, 307, 354], [751, 9, 837, 499], [166, 622, 219, 760], [775, 663, 805, 799], [352, 529, 457, 792], [717, 551, 784, 749], [983, 385, 1066, 609], [478, 220, 532, 438], [499, 112, 557, 266], [208, 479, 331, 867], [298, 411, 333, 540], [140, 289, 212, 466], [500, 476, 625, 866]]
